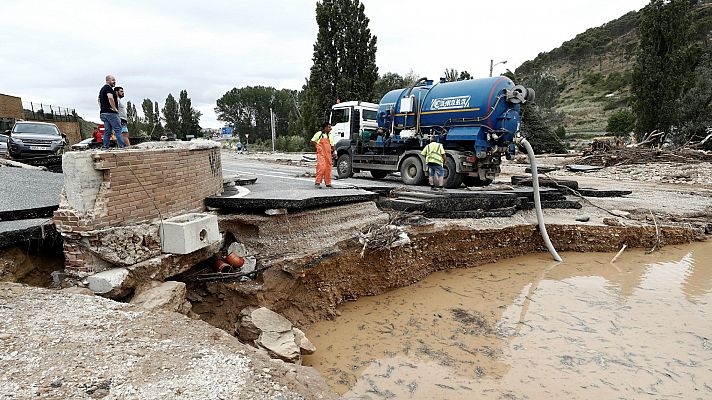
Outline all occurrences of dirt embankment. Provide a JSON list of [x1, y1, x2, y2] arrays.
[[188, 222, 705, 332]]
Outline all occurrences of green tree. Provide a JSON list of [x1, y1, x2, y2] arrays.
[[520, 104, 566, 154], [163, 94, 180, 137], [676, 58, 712, 148], [216, 86, 301, 143], [301, 0, 378, 134], [373, 72, 406, 100], [126, 101, 142, 136], [178, 90, 193, 140], [606, 109, 636, 136], [458, 70, 473, 80], [522, 72, 560, 109], [632, 0, 700, 138], [443, 68, 459, 82]]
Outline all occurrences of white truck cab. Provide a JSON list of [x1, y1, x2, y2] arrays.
[[328, 101, 379, 141]]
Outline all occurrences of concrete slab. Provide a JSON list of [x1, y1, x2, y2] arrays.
[[0, 167, 63, 214], [205, 187, 379, 211], [0, 219, 57, 248]]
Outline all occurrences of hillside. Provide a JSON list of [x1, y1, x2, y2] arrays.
[[515, 1, 712, 133]]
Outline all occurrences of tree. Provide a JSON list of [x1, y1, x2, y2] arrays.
[[458, 70, 473, 80], [606, 109, 636, 136], [373, 72, 406, 100], [676, 58, 712, 148], [520, 104, 567, 154], [178, 90, 198, 139], [126, 101, 142, 136], [215, 86, 301, 143], [522, 71, 560, 109], [301, 0, 378, 134], [163, 94, 180, 137], [632, 0, 700, 138], [443, 68, 459, 82]]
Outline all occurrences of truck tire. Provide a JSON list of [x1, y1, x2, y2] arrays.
[[443, 157, 464, 189], [400, 157, 425, 186], [370, 170, 388, 179], [336, 154, 353, 179], [463, 176, 493, 187]]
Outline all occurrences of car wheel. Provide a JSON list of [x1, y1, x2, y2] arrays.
[[443, 157, 464, 188], [399, 156, 425, 185], [336, 153, 353, 179]]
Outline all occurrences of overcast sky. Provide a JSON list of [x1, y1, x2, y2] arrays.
[[0, 0, 649, 129]]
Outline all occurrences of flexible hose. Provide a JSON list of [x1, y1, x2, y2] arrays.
[[518, 138, 562, 262]]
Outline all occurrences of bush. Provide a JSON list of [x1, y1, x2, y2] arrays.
[[555, 125, 566, 139], [606, 109, 636, 136], [275, 135, 309, 152]]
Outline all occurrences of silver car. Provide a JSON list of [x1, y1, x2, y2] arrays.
[[7, 121, 66, 159], [0, 134, 8, 157]]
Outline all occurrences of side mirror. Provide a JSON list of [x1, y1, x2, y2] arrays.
[[4, 130, 10, 136]]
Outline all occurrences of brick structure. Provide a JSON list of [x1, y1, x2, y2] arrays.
[[53, 121, 82, 145], [53, 141, 223, 276], [0, 94, 23, 131]]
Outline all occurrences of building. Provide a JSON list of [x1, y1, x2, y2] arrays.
[[0, 93, 83, 144]]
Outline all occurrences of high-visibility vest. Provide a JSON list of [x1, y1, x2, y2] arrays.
[[310, 131, 334, 146], [422, 142, 445, 165]]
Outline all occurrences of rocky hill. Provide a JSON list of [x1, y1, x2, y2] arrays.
[[515, 1, 712, 133]]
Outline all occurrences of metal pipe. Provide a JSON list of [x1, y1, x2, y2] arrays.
[[516, 136, 562, 262]]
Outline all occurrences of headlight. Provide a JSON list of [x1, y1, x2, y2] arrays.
[[53, 139, 63, 144]]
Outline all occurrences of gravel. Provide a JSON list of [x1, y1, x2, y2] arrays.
[[0, 283, 336, 400]]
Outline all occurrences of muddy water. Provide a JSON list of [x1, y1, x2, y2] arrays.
[[303, 243, 712, 399]]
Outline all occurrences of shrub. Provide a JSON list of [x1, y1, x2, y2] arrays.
[[606, 109, 636, 136]]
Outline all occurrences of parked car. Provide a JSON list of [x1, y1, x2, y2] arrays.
[[6, 121, 67, 159], [0, 134, 8, 157]]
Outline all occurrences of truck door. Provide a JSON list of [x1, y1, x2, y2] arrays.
[[330, 107, 351, 140]]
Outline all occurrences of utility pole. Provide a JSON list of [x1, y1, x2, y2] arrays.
[[270, 107, 276, 152], [490, 59, 507, 77]]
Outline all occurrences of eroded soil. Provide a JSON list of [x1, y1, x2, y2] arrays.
[[303, 242, 712, 399]]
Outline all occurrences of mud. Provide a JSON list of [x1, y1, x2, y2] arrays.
[[187, 221, 704, 333], [303, 242, 712, 399]]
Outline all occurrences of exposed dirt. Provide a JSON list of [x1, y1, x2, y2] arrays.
[[188, 222, 704, 332]]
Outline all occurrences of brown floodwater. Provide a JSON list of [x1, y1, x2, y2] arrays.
[[303, 242, 712, 399]]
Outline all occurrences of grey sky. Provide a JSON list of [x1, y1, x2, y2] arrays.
[[0, 0, 649, 129]]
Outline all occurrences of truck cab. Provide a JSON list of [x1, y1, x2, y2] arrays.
[[328, 101, 379, 141]]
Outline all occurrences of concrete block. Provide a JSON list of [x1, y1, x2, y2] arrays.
[[160, 213, 219, 255], [86, 268, 130, 297], [62, 152, 103, 212]]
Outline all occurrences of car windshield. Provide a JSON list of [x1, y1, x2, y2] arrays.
[[13, 124, 59, 135], [362, 110, 377, 121]]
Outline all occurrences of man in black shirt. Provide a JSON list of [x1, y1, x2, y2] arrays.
[[98, 75, 126, 149]]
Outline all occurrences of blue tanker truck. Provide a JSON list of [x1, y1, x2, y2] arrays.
[[331, 76, 535, 188]]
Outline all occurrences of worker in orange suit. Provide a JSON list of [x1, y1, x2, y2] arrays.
[[310, 122, 336, 188]]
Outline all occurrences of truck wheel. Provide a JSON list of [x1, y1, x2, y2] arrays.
[[336, 153, 353, 178], [463, 176, 493, 187], [400, 157, 425, 185], [443, 157, 464, 189], [370, 170, 388, 179]]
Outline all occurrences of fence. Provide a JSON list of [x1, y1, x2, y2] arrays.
[[22, 101, 78, 122]]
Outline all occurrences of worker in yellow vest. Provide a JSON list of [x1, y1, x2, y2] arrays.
[[311, 122, 336, 188], [421, 135, 446, 191]]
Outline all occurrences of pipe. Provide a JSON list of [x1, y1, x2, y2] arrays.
[[516, 136, 562, 262]]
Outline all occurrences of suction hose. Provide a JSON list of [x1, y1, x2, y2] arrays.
[[515, 136, 562, 262]]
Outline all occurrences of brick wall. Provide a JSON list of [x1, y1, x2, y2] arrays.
[[54, 121, 81, 144], [54, 143, 223, 275], [0, 94, 23, 120]]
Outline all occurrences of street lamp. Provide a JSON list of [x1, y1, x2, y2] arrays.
[[489, 59, 507, 77]]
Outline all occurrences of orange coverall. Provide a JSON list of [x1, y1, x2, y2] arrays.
[[315, 133, 333, 186]]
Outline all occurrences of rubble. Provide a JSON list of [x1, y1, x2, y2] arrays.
[[129, 281, 196, 317], [236, 307, 317, 364]]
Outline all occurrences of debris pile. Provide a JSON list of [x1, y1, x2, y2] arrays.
[[577, 147, 712, 167], [236, 307, 316, 364]]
